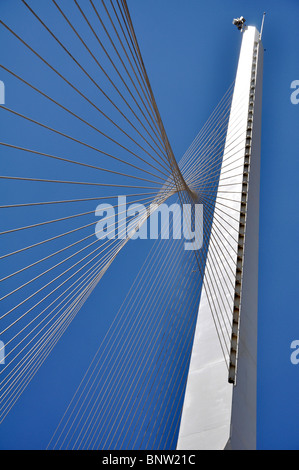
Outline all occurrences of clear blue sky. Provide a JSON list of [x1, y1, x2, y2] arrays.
[[128, 0, 299, 450], [0, 0, 298, 450]]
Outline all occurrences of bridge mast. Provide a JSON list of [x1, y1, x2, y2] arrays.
[[177, 21, 264, 450]]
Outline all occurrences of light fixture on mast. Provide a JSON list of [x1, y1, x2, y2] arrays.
[[232, 16, 246, 32]]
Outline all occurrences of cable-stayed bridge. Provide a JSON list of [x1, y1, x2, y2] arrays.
[[0, 1, 263, 450]]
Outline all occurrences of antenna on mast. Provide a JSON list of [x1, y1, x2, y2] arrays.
[[260, 12, 266, 40]]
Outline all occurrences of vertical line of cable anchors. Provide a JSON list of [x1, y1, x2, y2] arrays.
[[228, 39, 260, 385]]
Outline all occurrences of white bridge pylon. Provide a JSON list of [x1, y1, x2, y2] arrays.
[[177, 25, 264, 450]]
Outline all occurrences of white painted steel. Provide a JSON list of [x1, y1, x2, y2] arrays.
[[177, 26, 263, 450]]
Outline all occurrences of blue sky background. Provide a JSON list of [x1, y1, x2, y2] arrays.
[[0, 0, 298, 450], [128, 0, 299, 450]]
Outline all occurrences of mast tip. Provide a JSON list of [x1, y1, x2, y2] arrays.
[[260, 12, 266, 40]]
